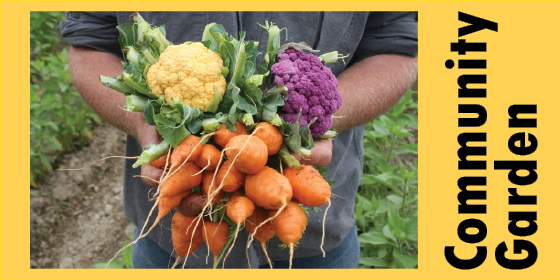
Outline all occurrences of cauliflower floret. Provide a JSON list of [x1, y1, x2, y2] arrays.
[[271, 48, 342, 137], [147, 42, 226, 111]]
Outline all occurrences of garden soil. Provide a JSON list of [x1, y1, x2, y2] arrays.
[[30, 122, 134, 268]]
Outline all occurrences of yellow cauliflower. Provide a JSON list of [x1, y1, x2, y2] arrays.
[[147, 42, 226, 112]]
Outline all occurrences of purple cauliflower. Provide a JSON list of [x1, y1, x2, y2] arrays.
[[271, 48, 342, 137]]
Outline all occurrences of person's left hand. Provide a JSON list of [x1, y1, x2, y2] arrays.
[[292, 138, 333, 167]]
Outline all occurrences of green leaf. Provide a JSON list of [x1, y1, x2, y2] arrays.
[[236, 96, 257, 115], [262, 91, 285, 110], [38, 154, 52, 172], [382, 225, 397, 245], [204, 86, 223, 113], [116, 22, 135, 48], [359, 257, 389, 268], [156, 125, 189, 148], [242, 80, 263, 106], [125, 95, 148, 112], [386, 194, 403, 206], [278, 145, 300, 167], [387, 208, 407, 241], [392, 251, 418, 268], [238, 113, 255, 126], [121, 64, 155, 98], [359, 173, 403, 195], [219, 83, 241, 117], [202, 23, 229, 52], [44, 135, 63, 151], [202, 117, 221, 133], [358, 231, 388, 246], [243, 40, 260, 77], [100, 75, 136, 95], [176, 102, 203, 125], [144, 100, 159, 125], [299, 122, 315, 149], [188, 118, 203, 135], [121, 238, 133, 268], [153, 112, 177, 127], [258, 21, 281, 75], [132, 141, 170, 168], [355, 194, 374, 215]]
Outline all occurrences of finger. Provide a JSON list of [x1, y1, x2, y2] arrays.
[[140, 164, 164, 188], [177, 193, 204, 216], [296, 139, 333, 167], [139, 123, 163, 147]]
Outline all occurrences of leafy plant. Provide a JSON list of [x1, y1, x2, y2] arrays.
[[30, 12, 101, 187], [356, 89, 418, 269], [30, 12, 66, 58]]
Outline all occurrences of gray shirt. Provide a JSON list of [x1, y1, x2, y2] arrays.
[[60, 11, 417, 268]]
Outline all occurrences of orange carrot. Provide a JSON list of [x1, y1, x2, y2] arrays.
[[195, 144, 222, 171], [159, 162, 202, 197], [272, 201, 307, 269], [284, 165, 332, 257], [159, 191, 190, 219], [283, 165, 331, 207], [202, 220, 230, 267], [202, 170, 223, 205], [105, 163, 201, 267], [225, 134, 268, 175], [244, 167, 292, 268], [226, 194, 255, 225], [245, 166, 292, 210], [170, 135, 202, 170], [245, 207, 275, 268], [150, 154, 169, 169], [222, 193, 255, 267], [245, 207, 275, 244], [253, 122, 283, 155], [213, 122, 248, 149], [171, 212, 204, 267], [132, 190, 192, 250], [216, 159, 245, 193]]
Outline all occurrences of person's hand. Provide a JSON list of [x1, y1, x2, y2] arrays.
[[177, 193, 205, 216], [137, 123, 164, 188], [293, 138, 333, 167], [136, 122, 206, 216]]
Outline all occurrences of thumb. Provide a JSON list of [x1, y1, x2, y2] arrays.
[[139, 123, 162, 147], [177, 193, 204, 216]]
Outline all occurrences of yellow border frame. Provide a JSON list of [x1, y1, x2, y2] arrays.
[[2, 1, 559, 279]]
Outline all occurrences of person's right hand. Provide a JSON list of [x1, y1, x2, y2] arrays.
[[177, 193, 205, 216], [137, 122, 205, 216], [137, 123, 164, 188]]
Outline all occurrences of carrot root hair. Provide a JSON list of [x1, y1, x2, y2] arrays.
[[221, 223, 240, 268], [320, 199, 331, 257], [105, 195, 161, 268], [171, 255, 182, 269], [246, 201, 287, 253], [56, 155, 139, 171], [261, 241, 273, 269], [289, 243, 294, 269], [198, 129, 262, 226]]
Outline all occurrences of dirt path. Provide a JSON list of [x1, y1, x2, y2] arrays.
[[30, 123, 134, 268]]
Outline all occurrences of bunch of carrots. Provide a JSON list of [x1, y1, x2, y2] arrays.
[[133, 120, 332, 269], [99, 13, 341, 269]]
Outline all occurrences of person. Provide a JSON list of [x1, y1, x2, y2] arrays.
[[60, 11, 418, 268]]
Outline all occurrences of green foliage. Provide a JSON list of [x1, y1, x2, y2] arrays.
[[356, 89, 418, 269], [30, 12, 66, 58], [30, 12, 100, 187]]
